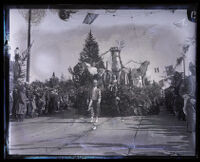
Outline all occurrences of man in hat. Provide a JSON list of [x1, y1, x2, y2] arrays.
[[88, 79, 102, 127]]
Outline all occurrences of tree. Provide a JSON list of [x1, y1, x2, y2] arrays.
[[68, 30, 105, 113], [69, 30, 104, 87], [175, 44, 190, 80], [79, 30, 104, 69]]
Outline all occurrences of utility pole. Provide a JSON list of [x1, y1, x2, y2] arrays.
[[26, 9, 31, 82]]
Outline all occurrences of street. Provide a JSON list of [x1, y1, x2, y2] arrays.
[[8, 106, 195, 156]]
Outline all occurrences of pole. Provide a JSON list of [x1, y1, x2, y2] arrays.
[[26, 9, 31, 82]]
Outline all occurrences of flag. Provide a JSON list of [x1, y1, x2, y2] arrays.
[[83, 13, 99, 24], [154, 67, 159, 73], [165, 65, 174, 76]]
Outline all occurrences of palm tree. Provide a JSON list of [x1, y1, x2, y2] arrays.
[[175, 44, 190, 80]]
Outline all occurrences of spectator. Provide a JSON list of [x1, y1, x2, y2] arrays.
[[12, 87, 18, 119], [30, 95, 37, 117], [26, 86, 33, 117], [16, 83, 27, 122], [44, 87, 50, 114], [39, 93, 46, 115]]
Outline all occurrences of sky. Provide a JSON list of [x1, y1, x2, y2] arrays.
[[9, 9, 196, 84]]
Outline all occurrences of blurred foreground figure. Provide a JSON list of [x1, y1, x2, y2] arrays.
[[180, 62, 196, 150]]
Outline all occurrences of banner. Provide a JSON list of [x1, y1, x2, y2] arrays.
[[83, 13, 99, 24]]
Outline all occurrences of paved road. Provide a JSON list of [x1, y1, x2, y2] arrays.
[[8, 107, 195, 156]]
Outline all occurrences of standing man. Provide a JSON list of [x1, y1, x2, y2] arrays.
[[88, 79, 102, 128]]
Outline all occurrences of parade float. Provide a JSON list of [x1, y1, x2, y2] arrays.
[[69, 31, 162, 116]]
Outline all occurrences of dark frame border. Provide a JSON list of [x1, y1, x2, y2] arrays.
[[2, 1, 199, 159]]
